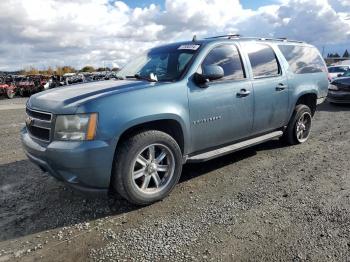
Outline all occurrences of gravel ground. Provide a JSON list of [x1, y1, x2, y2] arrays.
[[0, 97, 349, 261]]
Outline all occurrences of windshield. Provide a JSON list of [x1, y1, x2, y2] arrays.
[[328, 66, 349, 73], [116, 44, 200, 82], [343, 70, 350, 77]]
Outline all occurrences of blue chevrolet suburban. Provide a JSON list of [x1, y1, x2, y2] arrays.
[[21, 35, 328, 205]]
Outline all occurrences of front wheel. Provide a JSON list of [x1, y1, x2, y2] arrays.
[[283, 104, 312, 145], [112, 130, 183, 205], [6, 89, 15, 99]]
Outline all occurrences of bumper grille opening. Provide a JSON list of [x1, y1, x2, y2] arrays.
[[27, 125, 50, 141]]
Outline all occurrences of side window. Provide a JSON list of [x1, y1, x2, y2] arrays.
[[201, 45, 245, 81], [278, 45, 326, 74], [245, 43, 280, 78]]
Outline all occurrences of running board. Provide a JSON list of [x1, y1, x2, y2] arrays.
[[187, 131, 283, 163]]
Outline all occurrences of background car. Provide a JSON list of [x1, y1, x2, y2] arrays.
[[0, 76, 16, 99], [337, 69, 350, 78], [328, 65, 350, 81], [328, 76, 350, 104]]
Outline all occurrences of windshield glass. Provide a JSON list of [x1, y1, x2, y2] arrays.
[[328, 66, 349, 73], [116, 44, 200, 82], [343, 70, 350, 77]]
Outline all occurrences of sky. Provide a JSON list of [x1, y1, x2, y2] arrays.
[[0, 0, 349, 71], [121, 0, 280, 10]]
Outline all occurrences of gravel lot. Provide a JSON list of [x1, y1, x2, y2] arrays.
[[0, 97, 349, 261]]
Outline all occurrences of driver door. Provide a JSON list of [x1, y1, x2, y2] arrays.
[[188, 44, 254, 153]]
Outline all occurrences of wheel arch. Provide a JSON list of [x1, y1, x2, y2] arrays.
[[115, 115, 187, 156], [295, 92, 317, 116]]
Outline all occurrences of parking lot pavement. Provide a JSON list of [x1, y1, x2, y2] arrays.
[[0, 104, 26, 111], [0, 98, 350, 261], [0, 97, 27, 110]]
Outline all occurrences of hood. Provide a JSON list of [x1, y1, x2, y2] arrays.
[[27, 79, 156, 113], [332, 77, 350, 91]]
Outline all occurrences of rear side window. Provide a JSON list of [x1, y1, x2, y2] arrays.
[[245, 43, 280, 78], [278, 45, 326, 74], [201, 44, 245, 80]]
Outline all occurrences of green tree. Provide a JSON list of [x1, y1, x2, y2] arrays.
[[56, 66, 76, 76], [343, 49, 349, 58], [96, 67, 109, 72], [25, 66, 39, 75], [81, 66, 95, 72]]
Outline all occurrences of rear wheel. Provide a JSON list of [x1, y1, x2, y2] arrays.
[[113, 130, 183, 205], [283, 104, 312, 145]]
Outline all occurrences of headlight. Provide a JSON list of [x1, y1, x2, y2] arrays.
[[54, 113, 98, 141], [329, 84, 339, 91]]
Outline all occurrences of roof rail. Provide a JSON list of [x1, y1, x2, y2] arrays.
[[275, 37, 304, 43], [204, 35, 304, 43], [204, 34, 241, 40], [257, 37, 304, 43]]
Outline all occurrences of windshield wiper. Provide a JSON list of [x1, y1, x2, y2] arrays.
[[125, 74, 158, 82]]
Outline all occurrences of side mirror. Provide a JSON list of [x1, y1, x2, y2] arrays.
[[337, 73, 343, 77], [193, 65, 224, 86]]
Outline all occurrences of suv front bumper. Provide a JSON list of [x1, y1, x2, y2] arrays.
[[21, 127, 115, 193]]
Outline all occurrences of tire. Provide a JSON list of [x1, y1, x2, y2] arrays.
[[112, 130, 183, 205], [19, 88, 25, 97], [6, 89, 15, 99], [283, 104, 312, 145]]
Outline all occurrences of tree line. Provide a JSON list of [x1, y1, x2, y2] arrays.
[[21, 66, 120, 76], [327, 49, 350, 58]]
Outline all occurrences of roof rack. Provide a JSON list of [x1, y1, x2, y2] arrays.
[[275, 37, 304, 43], [203, 34, 304, 43], [204, 34, 241, 40], [244, 37, 304, 43]]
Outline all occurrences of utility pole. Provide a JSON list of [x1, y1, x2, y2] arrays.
[[321, 46, 325, 58]]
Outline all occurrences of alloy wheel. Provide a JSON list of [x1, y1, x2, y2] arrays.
[[131, 143, 175, 195], [295, 112, 312, 143]]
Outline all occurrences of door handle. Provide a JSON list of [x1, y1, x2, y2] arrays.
[[237, 89, 251, 97], [276, 83, 287, 91]]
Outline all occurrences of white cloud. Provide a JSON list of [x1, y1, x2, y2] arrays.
[[0, 0, 349, 70]]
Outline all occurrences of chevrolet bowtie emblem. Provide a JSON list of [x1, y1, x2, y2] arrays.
[[25, 116, 34, 127]]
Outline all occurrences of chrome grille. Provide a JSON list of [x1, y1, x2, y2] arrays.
[[26, 107, 53, 142]]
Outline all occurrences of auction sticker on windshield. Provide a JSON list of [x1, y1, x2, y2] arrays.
[[178, 44, 200, 50]]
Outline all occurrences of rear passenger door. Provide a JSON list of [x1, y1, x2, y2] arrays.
[[244, 43, 289, 134]]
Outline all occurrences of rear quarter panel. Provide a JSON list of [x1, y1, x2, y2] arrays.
[[273, 43, 329, 121]]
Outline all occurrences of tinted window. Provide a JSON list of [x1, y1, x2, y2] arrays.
[[246, 43, 280, 78], [201, 45, 245, 80], [178, 53, 193, 72], [343, 70, 350, 77], [278, 45, 326, 74], [328, 66, 349, 73]]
